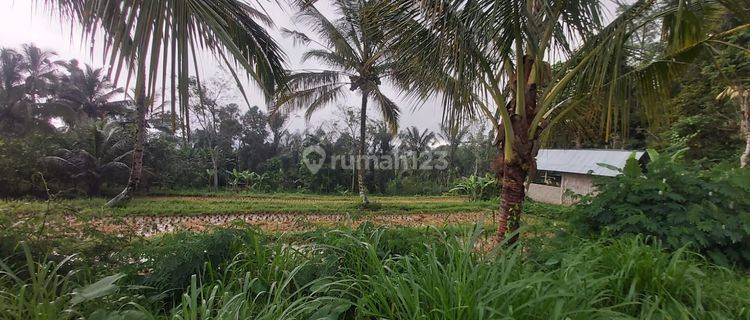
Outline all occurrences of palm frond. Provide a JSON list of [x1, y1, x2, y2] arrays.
[[369, 88, 400, 134], [37, 0, 287, 132]]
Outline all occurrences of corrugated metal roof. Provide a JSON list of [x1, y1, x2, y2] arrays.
[[536, 149, 645, 177]]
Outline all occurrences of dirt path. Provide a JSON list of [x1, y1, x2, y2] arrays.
[[87, 211, 496, 237]]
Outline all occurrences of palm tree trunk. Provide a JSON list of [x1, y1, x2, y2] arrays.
[[27, 91, 36, 129], [211, 148, 219, 191], [106, 60, 148, 207], [358, 93, 369, 205], [497, 156, 528, 244], [741, 92, 750, 168], [496, 83, 538, 244]]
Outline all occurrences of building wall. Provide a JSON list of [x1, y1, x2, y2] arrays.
[[561, 173, 595, 205], [527, 173, 596, 205], [528, 183, 563, 205]]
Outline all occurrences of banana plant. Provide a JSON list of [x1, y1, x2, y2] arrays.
[[227, 169, 252, 191], [450, 174, 498, 202], [247, 172, 270, 192]]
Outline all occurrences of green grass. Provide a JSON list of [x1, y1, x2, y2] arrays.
[[2, 226, 749, 319], [0, 193, 572, 219], [0, 193, 503, 217]]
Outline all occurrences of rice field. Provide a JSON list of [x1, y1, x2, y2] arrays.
[[0, 193, 497, 217], [0, 193, 565, 236]]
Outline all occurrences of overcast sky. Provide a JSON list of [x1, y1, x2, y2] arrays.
[[0, 0, 445, 135]]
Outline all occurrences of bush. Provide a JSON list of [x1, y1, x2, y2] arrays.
[[124, 228, 265, 303], [0, 135, 56, 197], [572, 150, 750, 266], [448, 174, 499, 201]]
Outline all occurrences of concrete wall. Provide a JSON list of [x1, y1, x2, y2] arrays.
[[527, 173, 596, 205], [528, 183, 563, 205], [561, 173, 595, 205]]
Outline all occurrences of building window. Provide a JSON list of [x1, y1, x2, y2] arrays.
[[533, 170, 562, 187]]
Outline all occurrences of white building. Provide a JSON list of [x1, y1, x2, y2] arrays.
[[527, 149, 647, 205]]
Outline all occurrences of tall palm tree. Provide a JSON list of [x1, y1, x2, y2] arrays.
[[20, 44, 58, 119], [50, 60, 129, 126], [0, 48, 28, 134], [276, 0, 401, 205], [33, 0, 287, 206], [0, 46, 59, 135], [379, 0, 750, 242], [398, 126, 435, 169]]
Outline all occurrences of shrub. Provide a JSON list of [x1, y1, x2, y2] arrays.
[[449, 174, 499, 201], [124, 228, 266, 303], [572, 150, 750, 266]]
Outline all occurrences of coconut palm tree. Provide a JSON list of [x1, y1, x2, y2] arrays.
[[398, 126, 435, 170], [0, 48, 29, 135], [268, 110, 290, 154], [49, 60, 129, 126], [20, 44, 58, 116], [438, 123, 471, 174], [0, 46, 59, 135], [276, 0, 401, 205], [32, 0, 287, 206], [379, 0, 750, 242], [40, 121, 132, 196]]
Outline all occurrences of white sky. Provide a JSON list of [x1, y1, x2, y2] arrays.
[[0, 0, 444, 134]]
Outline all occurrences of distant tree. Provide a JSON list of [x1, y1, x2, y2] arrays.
[[369, 120, 396, 192], [19, 44, 58, 109], [399, 126, 435, 169], [40, 121, 131, 196], [268, 110, 289, 154], [0, 46, 59, 135], [438, 123, 471, 175], [0, 48, 29, 135], [49, 60, 129, 126], [190, 78, 238, 191], [276, 0, 401, 205], [238, 105, 272, 171]]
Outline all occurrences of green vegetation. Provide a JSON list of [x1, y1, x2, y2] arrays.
[[573, 150, 750, 266], [0, 194, 499, 217], [2, 226, 749, 319], [449, 174, 499, 201]]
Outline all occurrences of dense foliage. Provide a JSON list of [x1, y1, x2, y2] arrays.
[[0, 42, 499, 197], [573, 150, 750, 266]]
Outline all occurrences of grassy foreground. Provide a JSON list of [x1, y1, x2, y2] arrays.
[[0, 193, 503, 217], [1, 225, 749, 319]]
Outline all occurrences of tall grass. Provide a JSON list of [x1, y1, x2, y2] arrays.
[[2, 226, 749, 319], [0, 246, 77, 320], [346, 230, 749, 319]]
